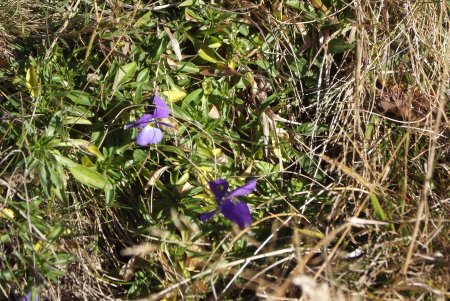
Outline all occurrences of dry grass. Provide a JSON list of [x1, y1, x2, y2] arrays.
[[268, 1, 450, 299]]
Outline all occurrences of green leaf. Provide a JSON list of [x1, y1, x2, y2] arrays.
[[50, 151, 77, 168], [136, 68, 149, 83], [39, 164, 51, 196], [296, 122, 328, 136], [49, 162, 65, 201], [133, 149, 148, 164], [85, 144, 105, 160], [207, 36, 222, 49], [162, 89, 187, 102], [285, 1, 317, 20], [238, 24, 250, 36], [0, 270, 14, 281], [369, 193, 394, 230], [113, 62, 137, 91], [64, 116, 92, 125], [47, 111, 63, 137], [105, 186, 116, 207], [81, 156, 95, 167], [253, 60, 278, 77], [260, 93, 278, 112], [154, 38, 166, 60], [159, 145, 187, 158], [295, 228, 325, 239], [55, 139, 89, 148], [68, 164, 113, 190], [65, 105, 95, 117], [66, 90, 93, 106], [298, 153, 323, 180], [176, 173, 190, 185], [183, 88, 203, 105], [369, 193, 387, 221], [184, 8, 203, 22], [179, 0, 194, 7], [53, 254, 76, 266], [255, 160, 278, 174], [197, 43, 224, 63], [134, 11, 152, 28], [329, 38, 355, 54], [48, 224, 64, 242], [365, 114, 376, 140], [176, 61, 200, 74], [135, 82, 143, 101], [26, 65, 40, 97], [254, 60, 270, 70]]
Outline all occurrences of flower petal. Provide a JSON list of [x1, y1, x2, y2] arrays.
[[20, 291, 39, 301], [227, 179, 257, 198], [198, 210, 217, 223], [152, 95, 170, 119], [126, 113, 152, 129], [209, 179, 229, 204], [136, 125, 163, 145], [220, 199, 252, 229]]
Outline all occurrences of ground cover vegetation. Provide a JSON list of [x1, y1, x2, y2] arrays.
[[0, 0, 449, 300]]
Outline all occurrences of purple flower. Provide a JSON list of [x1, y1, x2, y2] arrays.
[[199, 179, 257, 229], [126, 95, 170, 145], [19, 291, 39, 301]]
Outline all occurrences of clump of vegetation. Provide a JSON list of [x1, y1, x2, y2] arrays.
[[0, 0, 448, 300]]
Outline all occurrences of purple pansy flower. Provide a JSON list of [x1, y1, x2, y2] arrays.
[[199, 179, 257, 229], [126, 95, 170, 146]]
